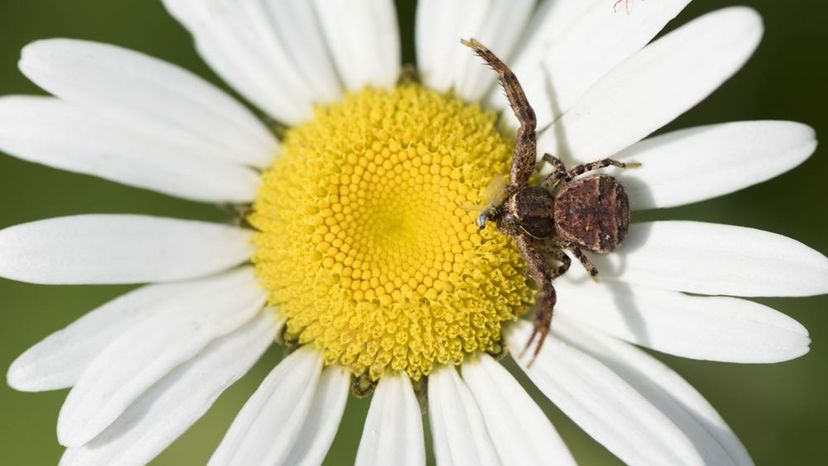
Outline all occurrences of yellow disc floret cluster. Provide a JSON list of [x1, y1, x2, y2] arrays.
[[250, 84, 533, 380]]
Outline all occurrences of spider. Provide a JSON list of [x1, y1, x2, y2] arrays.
[[461, 38, 639, 363]]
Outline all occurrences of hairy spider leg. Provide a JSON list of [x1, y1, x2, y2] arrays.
[[537, 239, 573, 278], [569, 245, 599, 277], [461, 38, 537, 194], [462, 38, 563, 364], [567, 158, 641, 180], [540, 153, 570, 189], [514, 234, 557, 365]]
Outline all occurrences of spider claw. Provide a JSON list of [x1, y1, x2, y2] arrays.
[[519, 327, 538, 360], [520, 323, 549, 368]]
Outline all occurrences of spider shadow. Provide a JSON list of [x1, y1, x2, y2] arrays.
[[540, 66, 654, 347]]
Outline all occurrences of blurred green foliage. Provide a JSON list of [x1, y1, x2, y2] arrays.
[[0, 1, 826, 465]]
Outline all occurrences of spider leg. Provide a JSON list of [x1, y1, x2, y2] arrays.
[[550, 248, 572, 279], [567, 158, 641, 179], [462, 38, 536, 193], [569, 245, 599, 278], [540, 153, 570, 189], [512, 232, 556, 366], [538, 240, 572, 278]]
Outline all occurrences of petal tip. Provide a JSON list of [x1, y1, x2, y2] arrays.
[[6, 355, 29, 392], [724, 5, 764, 28], [18, 38, 62, 73], [56, 411, 88, 448]]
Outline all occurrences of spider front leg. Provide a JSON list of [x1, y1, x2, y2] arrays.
[[462, 38, 536, 194], [513, 233, 557, 365], [567, 158, 640, 179]]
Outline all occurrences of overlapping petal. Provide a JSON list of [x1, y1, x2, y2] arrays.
[[537, 7, 763, 163], [8, 279, 231, 392], [19, 38, 277, 167], [314, 0, 400, 91], [208, 347, 324, 466], [0, 96, 260, 203], [416, 0, 534, 102], [499, 0, 691, 128], [57, 268, 265, 447], [59, 312, 279, 466], [282, 366, 350, 466], [581, 322, 754, 466], [428, 365, 500, 466], [526, 321, 754, 465], [162, 0, 328, 125], [355, 372, 425, 466], [461, 354, 575, 466], [509, 322, 706, 466]]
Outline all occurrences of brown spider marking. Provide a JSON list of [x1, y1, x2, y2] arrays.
[[461, 38, 640, 366]]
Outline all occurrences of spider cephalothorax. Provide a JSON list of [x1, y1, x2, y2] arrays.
[[462, 38, 639, 361]]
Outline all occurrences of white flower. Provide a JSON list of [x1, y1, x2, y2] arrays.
[[1, 1, 826, 466]]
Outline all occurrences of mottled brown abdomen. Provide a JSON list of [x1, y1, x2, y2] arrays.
[[553, 175, 630, 253]]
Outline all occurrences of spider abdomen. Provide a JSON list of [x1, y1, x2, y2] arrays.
[[553, 175, 630, 254]]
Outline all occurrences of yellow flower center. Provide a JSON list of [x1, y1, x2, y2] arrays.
[[250, 84, 532, 380]]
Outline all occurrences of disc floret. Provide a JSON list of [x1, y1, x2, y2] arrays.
[[250, 85, 533, 380]]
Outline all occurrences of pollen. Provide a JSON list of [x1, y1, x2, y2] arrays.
[[249, 85, 533, 381]]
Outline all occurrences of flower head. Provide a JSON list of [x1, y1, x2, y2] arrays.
[[1, 1, 826, 466]]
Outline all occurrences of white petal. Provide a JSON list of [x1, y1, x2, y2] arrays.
[[208, 346, 323, 466], [20, 38, 278, 167], [509, 0, 603, 77], [282, 366, 350, 466], [8, 280, 212, 392], [498, 0, 690, 128], [416, 0, 534, 102], [355, 372, 425, 466], [509, 322, 704, 466], [58, 268, 265, 447], [59, 312, 280, 466], [579, 221, 828, 297], [0, 96, 259, 203], [261, 0, 341, 104], [162, 0, 339, 125], [537, 7, 763, 164], [428, 365, 500, 466], [558, 321, 754, 466], [0, 215, 252, 285], [554, 279, 810, 363], [461, 355, 575, 466], [314, 0, 400, 91], [609, 121, 817, 209]]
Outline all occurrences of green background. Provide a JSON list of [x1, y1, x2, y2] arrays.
[[0, 1, 826, 464]]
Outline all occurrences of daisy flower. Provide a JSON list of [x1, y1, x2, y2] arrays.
[[2, 1, 826, 465]]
